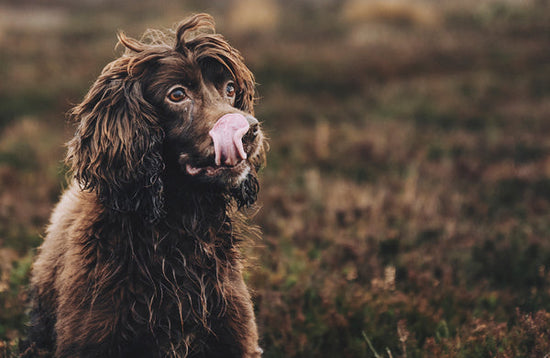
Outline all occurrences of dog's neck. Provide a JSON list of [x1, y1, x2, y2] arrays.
[[97, 187, 236, 257]]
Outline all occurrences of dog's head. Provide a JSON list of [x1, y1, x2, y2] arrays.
[[66, 14, 266, 221]]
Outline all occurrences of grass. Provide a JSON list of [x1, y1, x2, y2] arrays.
[[1, 0, 550, 357]]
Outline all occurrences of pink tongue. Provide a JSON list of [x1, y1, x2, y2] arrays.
[[209, 114, 250, 166]]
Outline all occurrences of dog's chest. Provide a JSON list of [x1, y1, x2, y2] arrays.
[[125, 234, 235, 331]]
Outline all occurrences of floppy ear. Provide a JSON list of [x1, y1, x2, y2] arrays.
[[66, 59, 165, 222]]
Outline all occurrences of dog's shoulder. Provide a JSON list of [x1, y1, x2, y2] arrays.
[[43, 182, 101, 247], [51, 181, 98, 221]]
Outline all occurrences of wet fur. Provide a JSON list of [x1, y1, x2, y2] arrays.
[[24, 14, 265, 358]]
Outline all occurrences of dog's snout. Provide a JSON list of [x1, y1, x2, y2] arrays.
[[209, 114, 249, 166], [248, 122, 259, 136], [244, 115, 260, 138], [245, 115, 258, 126]]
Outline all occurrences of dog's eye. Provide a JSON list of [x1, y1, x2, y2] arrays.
[[167, 88, 187, 103], [225, 82, 236, 98]]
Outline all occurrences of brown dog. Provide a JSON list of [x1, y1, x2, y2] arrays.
[[25, 14, 266, 358]]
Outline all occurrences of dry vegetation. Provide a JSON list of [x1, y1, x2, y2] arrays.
[[1, 0, 550, 357]]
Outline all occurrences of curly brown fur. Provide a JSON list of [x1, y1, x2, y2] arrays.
[[25, 14, 267, 358]]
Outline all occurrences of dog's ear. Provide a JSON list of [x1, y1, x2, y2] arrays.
[[66, 57, 165, 222]]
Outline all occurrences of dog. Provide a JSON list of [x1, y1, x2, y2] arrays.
[[24, 14, 266, 358]]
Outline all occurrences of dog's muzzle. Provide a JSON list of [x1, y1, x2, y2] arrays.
[[209, 113, 258, 166]]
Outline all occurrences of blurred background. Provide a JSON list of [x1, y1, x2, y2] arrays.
[[1, 0, 550, 356]]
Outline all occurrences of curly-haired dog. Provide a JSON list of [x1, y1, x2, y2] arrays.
[[25, 14, 266, 358]]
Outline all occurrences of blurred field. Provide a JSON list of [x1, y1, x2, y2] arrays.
[[1, 0, 550, 357]]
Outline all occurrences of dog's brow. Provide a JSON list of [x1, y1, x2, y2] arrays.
[[201, 59, 233, 85], [155, 57, 200, 84]]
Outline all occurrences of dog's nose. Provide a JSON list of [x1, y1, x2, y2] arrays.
[[244, 115, 260, 137], [209, 114, 249, 166], [245, 115, 258, 126]]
